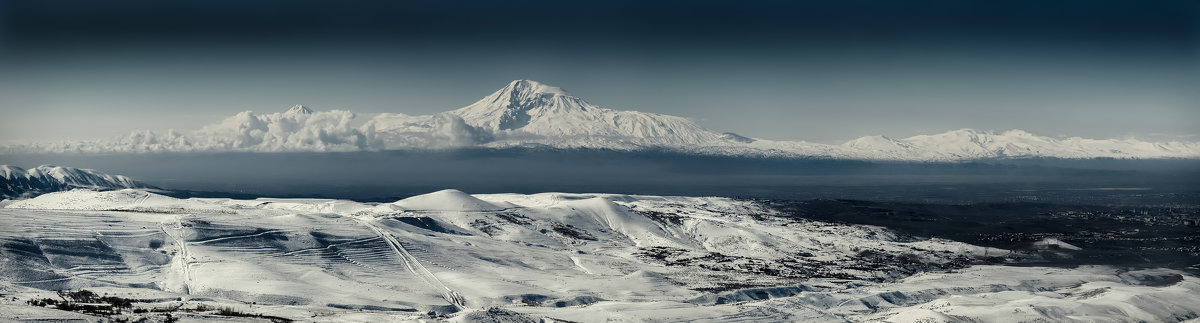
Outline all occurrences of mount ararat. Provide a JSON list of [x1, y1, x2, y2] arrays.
[[7, 80, 1198, 161]]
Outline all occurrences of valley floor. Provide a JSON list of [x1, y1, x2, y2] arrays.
[[1, 189, 1197, 322]]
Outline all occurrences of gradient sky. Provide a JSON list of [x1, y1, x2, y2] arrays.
[[1, 0, 1197, 144]]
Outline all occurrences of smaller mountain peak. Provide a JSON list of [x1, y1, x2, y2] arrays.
[[1001, 129, 1036, 137], [949, 128, 984, 135], [285, 105, 313, 115], [720, 132, 755, 143], [923, 128, 992, 139], [844, 135, 904, 148]]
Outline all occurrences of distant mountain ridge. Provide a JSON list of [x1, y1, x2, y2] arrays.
[[1, 165, 153, 200], [3, 80, 1198, 161], [836, 129, 1200, 160]]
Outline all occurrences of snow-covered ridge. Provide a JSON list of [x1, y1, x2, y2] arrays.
[[4, 81, 1198, 160], [835, 128, 1200, 160], [1, 165, 152, 200]]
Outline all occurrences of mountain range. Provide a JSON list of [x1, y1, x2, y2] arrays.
[[5, 80, 1198, 160], [0, 165, 153, 200]]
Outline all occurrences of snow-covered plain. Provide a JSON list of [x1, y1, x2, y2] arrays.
[[5, 80, 1198, 160], [2, 189, 1197, 322]]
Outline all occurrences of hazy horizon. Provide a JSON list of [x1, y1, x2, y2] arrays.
[[4, 3, 1200, 321], [2, 0, 1198, 144]]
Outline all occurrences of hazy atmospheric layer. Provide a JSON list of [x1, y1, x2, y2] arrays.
[[2, 1, 1196, 144]]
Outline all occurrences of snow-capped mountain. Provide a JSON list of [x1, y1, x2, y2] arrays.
[[451, 80, 726, 147], [3, 80, 1199, 160], [1, 165, 153, 200]]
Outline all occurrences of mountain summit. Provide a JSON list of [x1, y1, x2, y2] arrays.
[[285, 105, 314, 115], [454, 80, 585, 131], [452, 80, 725, 146]]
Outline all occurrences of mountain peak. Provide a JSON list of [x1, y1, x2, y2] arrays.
[[286, 105, 313, 115], [455, 80, 592, 131], [446, 80, 723, 144], [504, 79, 569, 97]]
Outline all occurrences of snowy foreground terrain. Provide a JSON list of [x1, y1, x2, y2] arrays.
[[1, 189, 1198, 322]]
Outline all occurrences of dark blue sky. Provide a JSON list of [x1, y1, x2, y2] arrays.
[[1, 0, 1197, 143]]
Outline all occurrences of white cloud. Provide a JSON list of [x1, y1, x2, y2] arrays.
[[1, 106, 497, 154], [2, 105, 1197, 160], [190, 109, 369, 152], [366, 112, 493, 149]]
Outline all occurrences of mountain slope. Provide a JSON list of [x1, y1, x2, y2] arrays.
[[1, 165, 153, 200]]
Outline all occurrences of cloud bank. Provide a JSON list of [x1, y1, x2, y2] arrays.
[[5, 106, 494, 154], [3, 103, 1199, 161]]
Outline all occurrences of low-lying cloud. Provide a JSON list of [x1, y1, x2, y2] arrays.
[[3, 104, 1198, 161], [6, 106, 492, 154]]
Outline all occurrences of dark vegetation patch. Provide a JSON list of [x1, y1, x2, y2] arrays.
[[461, 307, 541, 323], [1120, 272, 1185, 287], [326, 303, 418, 312], [495, 212, 532, 225], [636, 247, 813, 279], [25, 289, 292, 322], [549, 224, 596, 241], [691, 282, 773, 293], [470, 219, 504, 236], [688, 285, 818, 304], [395, 217, 465, 235], [764, 199, 1200, 274], [501, 293, 552, 306], [549, 295, 605, 307], [637, 210, 686, 225], [194, 304, 293, 322], [189, 227, 288, 245], [847, 250, 974, 274], [26, 290, 153, 316], [635, 245, 977, 289]]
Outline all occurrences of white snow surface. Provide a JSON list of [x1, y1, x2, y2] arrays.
[[1, 189, 1197, 322], [392, 189, 505, 211], [5, 81, 1198, 160]]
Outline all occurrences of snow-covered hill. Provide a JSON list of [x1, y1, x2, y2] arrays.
[[0, 165, 152, 200], [4, 80, 1198, 160], [1, 189, 1197, 322]]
